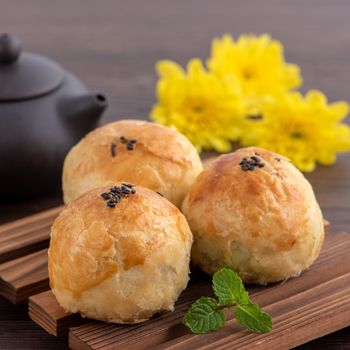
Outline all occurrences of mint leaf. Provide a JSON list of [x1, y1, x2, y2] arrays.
[[213, 267, 249, 306], [235, 300, 272, 333], [183, 297, 226, 334]]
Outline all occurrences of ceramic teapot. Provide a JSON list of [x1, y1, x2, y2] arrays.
[[0, 33, 107, 198]]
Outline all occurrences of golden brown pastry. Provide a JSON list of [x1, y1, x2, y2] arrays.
[[49, 183, 193, 323], [182, 147, 324, 285], [62, 120, 203, 207]]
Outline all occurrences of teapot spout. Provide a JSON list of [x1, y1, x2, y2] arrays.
[[60, 92, 107, 131]]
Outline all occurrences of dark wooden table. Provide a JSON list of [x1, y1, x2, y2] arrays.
[[1, 1, 350, 349]]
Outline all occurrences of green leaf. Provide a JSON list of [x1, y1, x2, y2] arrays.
[[235, 300, 272, 334], [212, 267, 249, 306], [183, 297, 226, 334]]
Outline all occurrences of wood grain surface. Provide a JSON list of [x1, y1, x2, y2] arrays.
[[67, 232, 350, 350], [0, 249, 49, 304], [1, 1, 350, 349], [0, 206, 62, 264], [29, 291, 85, 336]]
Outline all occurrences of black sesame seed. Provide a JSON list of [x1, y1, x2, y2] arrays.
[[127, 143, 135, 150], [129, 139, 137, 144], [101, 183, 136, 208], [110, 187, 121, 195], [111, 143, 117, 157], [101, 192, 111, 200], [106, 200, 116, 208], [250, 156, 260, 162], [120, 136, 128, 144], [239, 155, 265, 171], [122, 183, 134, 188], [156, 191, 164, 196]]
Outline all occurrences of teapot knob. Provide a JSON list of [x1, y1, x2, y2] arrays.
[[0, 33, 21, 64]]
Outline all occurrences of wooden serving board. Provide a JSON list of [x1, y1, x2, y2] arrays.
[[67, 232, 350, 349], [0, 205, 348, 350]]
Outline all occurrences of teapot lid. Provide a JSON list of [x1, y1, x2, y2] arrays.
[[0, 33, 64, 102]]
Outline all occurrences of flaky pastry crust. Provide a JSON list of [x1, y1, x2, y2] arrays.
[[49, 184, 193, 323], [182, 147, 324, 284]]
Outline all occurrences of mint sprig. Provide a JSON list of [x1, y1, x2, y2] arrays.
[[183, 267, 272, 334]]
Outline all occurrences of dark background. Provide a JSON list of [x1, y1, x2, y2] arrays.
[[1, 0, 350, 349]]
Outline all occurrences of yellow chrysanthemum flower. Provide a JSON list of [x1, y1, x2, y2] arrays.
[[240, 90, 350, 172], [151, 58, 245, 152], [208, 34, 302, 111]]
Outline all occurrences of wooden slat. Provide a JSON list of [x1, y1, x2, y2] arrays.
[[0, 206, 63, 263], [68, 232, 350, 350], [29, 290, 85, 336], [0, 249, 49, 304]]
